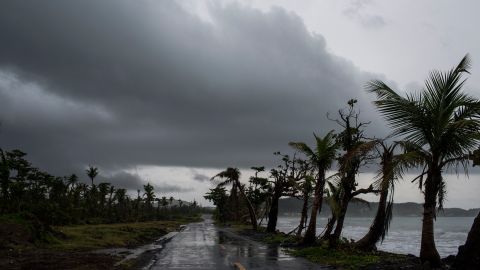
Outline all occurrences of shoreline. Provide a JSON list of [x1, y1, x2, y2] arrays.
[[226, 224, 454, 269]]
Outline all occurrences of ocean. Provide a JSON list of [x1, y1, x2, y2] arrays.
[[275, 216, 475, 257]]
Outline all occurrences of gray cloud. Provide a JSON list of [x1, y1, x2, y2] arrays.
[[97, 171, 147, 191], [192, 172, 211, 182], [343, 0, 386, 29], [0, 0, 388, 181], [98, 171, 192, 193], [153, 183, 194, 193]]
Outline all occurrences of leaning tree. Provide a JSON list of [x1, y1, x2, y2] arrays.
[[290, 131, 339, 245], [212, 167, 258, 230], [355, 141, 421, 250]]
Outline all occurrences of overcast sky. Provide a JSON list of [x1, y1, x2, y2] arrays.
[[1, 0, 479, 208]]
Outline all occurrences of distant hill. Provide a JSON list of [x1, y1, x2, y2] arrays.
[[278, 197, 480, 217]]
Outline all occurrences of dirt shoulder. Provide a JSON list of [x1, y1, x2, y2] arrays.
[[0, 216, 201, 270]]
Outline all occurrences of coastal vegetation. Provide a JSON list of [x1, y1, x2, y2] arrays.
[[205, 55, 480, 269], [0, 148, 206, 268]]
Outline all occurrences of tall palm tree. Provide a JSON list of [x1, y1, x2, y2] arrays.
[[212, 167, 258, 230], [86, 166, 98, 186], [289, 131, 339, 245], [367, 55, 480, 266]]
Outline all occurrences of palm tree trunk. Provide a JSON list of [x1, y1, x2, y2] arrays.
[[266, 188, 281, 233], [258, 199, 270, 226], [297, 193, 309, 237], [454, 211, 480, 269], [331, 193, 350, 245], [420, 173, 441, 267], [356, 189, 388, 250], [228, 184, 240, 221], [238, 182, 258, 230], [302, 171, 326, 245], [322, 215, 336, 240]]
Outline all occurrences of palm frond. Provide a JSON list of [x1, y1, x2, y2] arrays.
[[380, 192, 395, 242], [289, 142, 315, 158]]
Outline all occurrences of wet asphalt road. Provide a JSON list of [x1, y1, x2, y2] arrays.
[[148, 216, 328, 270]]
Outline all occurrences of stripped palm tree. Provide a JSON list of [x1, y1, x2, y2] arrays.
[[212, 167, 258, 230], [321, 176, 371, 240], [321, 179, 342, 239], [367, 54, 480, 266], [355, 141, 422, 250], [289, 131, 339, 245], [296, 175, 314, 237]]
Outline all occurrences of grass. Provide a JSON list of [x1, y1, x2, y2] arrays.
[[45, 216, 202, 251], [289, 241, 413, 270], [262, 232, 300, 245], [290, 245, 381, 269]]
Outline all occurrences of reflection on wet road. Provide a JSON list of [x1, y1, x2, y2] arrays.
[[149, 216, 327, 269]]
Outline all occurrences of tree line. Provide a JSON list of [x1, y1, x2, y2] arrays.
[[0, 149, 202, 226], [205, 55, 480, 268]]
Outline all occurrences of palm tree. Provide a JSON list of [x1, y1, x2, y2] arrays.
[[212, 167, 258, 230], [367, 55, 480, 266], [296, 175, 314, 237], [355, 141, 420, 250], [86, 166, 98, 186], [289, 131, 339, 245], [329, 100, 375, 244], [143, 183, 155, 209], [161, 196, 168, 208], [321, 180, 342, 240], [67, 174, 78, 192]]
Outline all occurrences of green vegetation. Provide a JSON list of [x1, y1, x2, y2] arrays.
[[205, 55, 480, 268], [261, 233, 299, 245], [0, 148, 208, 253], [48, 218, 199, 251], [291, 246, 381, 269]]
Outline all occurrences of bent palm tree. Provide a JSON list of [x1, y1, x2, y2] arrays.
[[322, 180, 342, 239], [367, 55, 480, 266], [212, 167, 258, 230], [290, 131, 339, 245], [356, 141, 421, 250]]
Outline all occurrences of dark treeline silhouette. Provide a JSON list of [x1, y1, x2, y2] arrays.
[[205, 55, 480, 268], [0, 149, 203, 227]]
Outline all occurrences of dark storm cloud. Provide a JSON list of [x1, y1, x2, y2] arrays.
[[97, 171, 149, 191], [0, 0, 389, 177], [98, 171, 192, 193]]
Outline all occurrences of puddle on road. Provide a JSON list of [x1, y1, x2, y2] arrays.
[[217, 230, 295, 262]]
